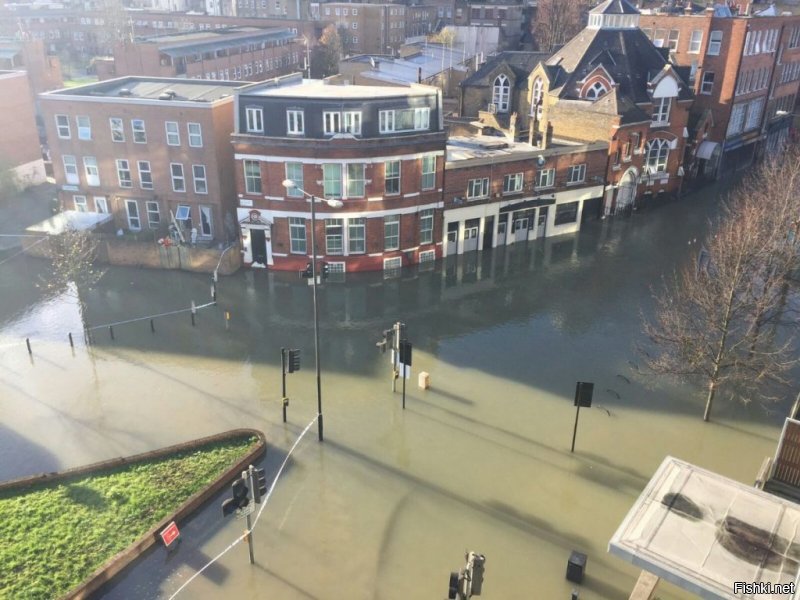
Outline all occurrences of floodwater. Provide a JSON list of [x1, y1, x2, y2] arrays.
[[0, 188, 790, 600]]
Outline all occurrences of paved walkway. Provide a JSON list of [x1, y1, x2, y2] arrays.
[[0, 183, 56, 251]]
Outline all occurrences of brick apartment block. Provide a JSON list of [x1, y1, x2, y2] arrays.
[[39, 77, 243, 243], [316, 3, 410, 55], [0, 70, 46, 187]]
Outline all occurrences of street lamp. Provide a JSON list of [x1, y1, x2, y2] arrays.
[[282, 178, 343, 442]]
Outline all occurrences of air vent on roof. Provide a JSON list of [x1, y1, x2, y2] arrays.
[[158, 93, 172, 100], [118, 88, 132, 96], [164, 89, 177, 97]]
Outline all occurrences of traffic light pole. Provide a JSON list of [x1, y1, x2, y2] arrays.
[[245, 468, 256, 564], [402, 345, 406, 409], [391, 321, 403, 392], [280, 347, 287, 423], [310, 195, 324, 442]]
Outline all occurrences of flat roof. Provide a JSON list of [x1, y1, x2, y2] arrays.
[[44, 76, 242, 102], [609, 456, 800, 599], [25, 211, 113, 235], [242, 77, 438, 99], [342, 46, 469, 85], [446, 136, 605, 165], [137, 27, 296, 57]]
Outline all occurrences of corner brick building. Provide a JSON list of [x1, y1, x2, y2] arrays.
[[530, 0, 693, 216], [231, 74, 445, 273], [0, 70, 46, 187]]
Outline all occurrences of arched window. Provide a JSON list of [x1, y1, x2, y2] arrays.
[[585, 80, 608, 100], [493, 74, 510, 113], [531, 77, 543, 120], [645, 139, 670, 173]]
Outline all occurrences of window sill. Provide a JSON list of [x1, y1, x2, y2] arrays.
[[566, 180, 585, 186], [534, 185, 554, 191], [650, 121, 671, 128]]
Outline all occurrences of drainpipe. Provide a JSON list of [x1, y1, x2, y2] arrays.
[[214, 242, 237, 281]]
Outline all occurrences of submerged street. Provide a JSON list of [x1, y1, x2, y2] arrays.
[[0, 186, 788, 599]]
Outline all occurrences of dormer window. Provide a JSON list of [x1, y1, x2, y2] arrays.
[[651, 97, 671, 125], [585, 81, 609, 100], [531, 77, 543, 119], [492, 74, 510, 113]]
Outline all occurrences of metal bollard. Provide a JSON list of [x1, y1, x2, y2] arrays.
[[26, 338, 32, 355], [68, 333, 74, 348], [109, 326, 115, 340], [150, 319, 155, 333]]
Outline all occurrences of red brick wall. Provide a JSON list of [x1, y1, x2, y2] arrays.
[[0, 72, 41, 169]]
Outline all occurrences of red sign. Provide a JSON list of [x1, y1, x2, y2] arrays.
[[160, 521, 180, 547]]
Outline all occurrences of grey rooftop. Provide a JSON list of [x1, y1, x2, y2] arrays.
[[43, 76, 243, 102]]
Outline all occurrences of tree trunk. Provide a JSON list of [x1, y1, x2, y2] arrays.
[[704, 380, 715, 422]]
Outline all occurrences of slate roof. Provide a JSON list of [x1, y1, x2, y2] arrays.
[[590, 0, 641, 14], [544, 27, 692, 105], [461, 51, 551, 89]]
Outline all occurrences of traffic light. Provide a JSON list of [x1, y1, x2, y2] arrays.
[[398, 340, 413, 366], [287, 349, 301, 373], [321, 262, 330, 279], [221, 476, 250, 516], [251, 468, 268, 504], [301, 262, 313, 278]]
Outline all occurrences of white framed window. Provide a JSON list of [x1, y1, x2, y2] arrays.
[[94, 196, 108, 213], [55, 114, 70, 139], [116, 159, 132, 188], [126, 199, 141, 230], [175, 205, 192, 229], [379, 110, 395, 133], [419, 208, 434, 244], [346, 163, 365, 197], [75, 116, 91, 140], [343, 111, 361, 134], [323, 163, 342, 198], [467, 177, 489, 199], [246, 106, 263, 132], [199, 205, 212, 236], [165, 121, 180, 146], [244, 160, 262, 194], [187, 122, 202, 147], [132, 119, 146, 143], [349, 217, 365, 253], [325, 218, 344, 255], [323, 111, 342, 134], [535, 168, 555, 188], [567, 164, 586, 184], [62, 155, 79, 184], [287, 109, 304, 134], [492, 74, 510, 112], [503, 172, 523, 193], [193, 164, 208, 194], [419, 249, 435, 263], [73, 195, 87, 212], [385, 160, 401, 195], [146, 200, 160, 228], [727, 103, 746, 136], [585, 81, 608, 100], [289, 217, 306, 253], [652, 97, 671, 124], [384, 256, 402, 273], [745, 97, 764, 131], [83, 156, 99, 187], [170, 163, 185, 192], [421, 155, 436, 190], [384, 215, 400, 250], [708, 30, 722, 55], [688, 29, 703, 53], [667, 29, 679, 51], [110, 117, 124, 142], [138, 160, 153, 190], [645, 139, 669, 173], [285, 162, 303, 197], [532, 77, 543, 119], [701, 72, 715, 95]]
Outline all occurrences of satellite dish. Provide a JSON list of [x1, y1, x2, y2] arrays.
[[537, 155, 546, 167]]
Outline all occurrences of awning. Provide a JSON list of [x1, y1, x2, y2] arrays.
[[696, 140, 719, 160]]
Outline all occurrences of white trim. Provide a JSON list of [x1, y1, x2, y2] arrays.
[[403, 192, 420, 198], [264, 195, 284, 201], [239, 201, 442, 222], [401, 246, 419, 252], [272, 252, 289, 257], [368, 252, 383, 257], [234, 150, 446, 165], [40, 94, 230, 109]]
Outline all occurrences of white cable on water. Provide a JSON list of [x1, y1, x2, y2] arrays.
[[0, 237, 48, 266], [86, 301, 217, 330], [168, 416, 318, 600]]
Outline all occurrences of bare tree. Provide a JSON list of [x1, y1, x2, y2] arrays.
[[534, 0, 589, 52], [643, 151, 800, 421], [45, 227, 104, 325]]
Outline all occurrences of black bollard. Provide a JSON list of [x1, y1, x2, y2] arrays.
[[109, 326, 115, 340], [191, 313, 196, 326], [26, 338, 31, 355], [68, 333, 74, 348], [150, 319, 155, 333]]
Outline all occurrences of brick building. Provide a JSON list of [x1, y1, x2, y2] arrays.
[[101, 27, 304, 83], [531, 0, 693, 216], [0, 70, 46, 187], [231, 74, 445, 272], [39, 77, 243, 243], [443, 137, 607, 255], [459, 51, 550, 140], [314, 3, 410, 55], [0, 38, 62, 98], [639, 6, 800, 178]]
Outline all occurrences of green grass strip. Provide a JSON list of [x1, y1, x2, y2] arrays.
[[0, 436, 258, 600]]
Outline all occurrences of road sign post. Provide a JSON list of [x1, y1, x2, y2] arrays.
[[571, 382, 594, 453], [160, 521, 180, 548]]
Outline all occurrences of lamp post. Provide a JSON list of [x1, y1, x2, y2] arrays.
[[282, 179, 343, 442]]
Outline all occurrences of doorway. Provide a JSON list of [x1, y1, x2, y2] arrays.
[[482, 216, 494, 250], [536, 207, 548, 238], [463, 218, 480, 252], [446, 222, 459, 256], [251, 229, 267, 264], [514, 218, 528, 242], [497, 214, 507, 245]]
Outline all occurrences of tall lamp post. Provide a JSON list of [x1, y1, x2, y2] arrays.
[[282, 179, 343, 442]]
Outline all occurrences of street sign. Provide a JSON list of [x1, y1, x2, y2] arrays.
[[160, 521, 180, 547], [236, 503, 255, 519]]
